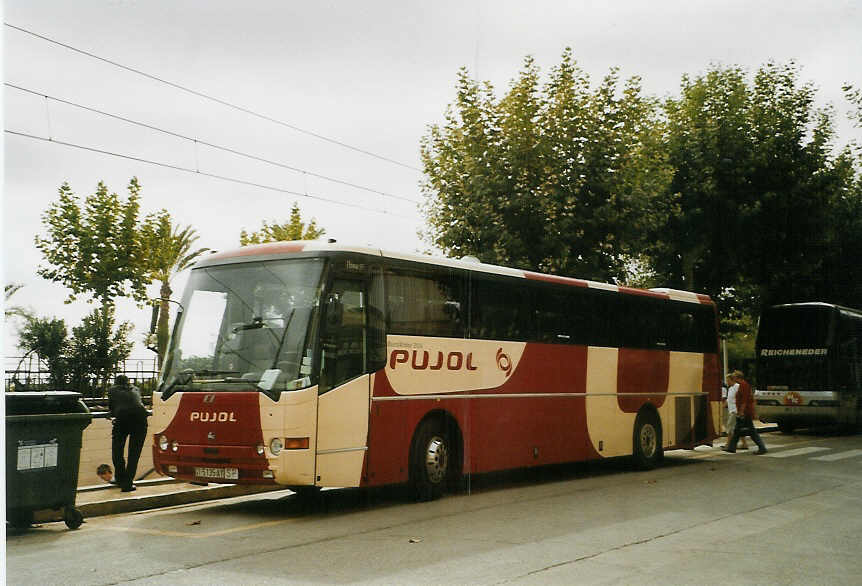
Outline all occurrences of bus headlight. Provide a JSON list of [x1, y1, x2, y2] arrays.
[[256, 443, 266, 456], [269, 438, 284, 455], [158, 435, 169, 451], [171, 441, 179, 452]]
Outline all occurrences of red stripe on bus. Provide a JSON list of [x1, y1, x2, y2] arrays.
[[523, 272, 588, 287], [617, 348, 669, 411], [206, 241, 306, 261]]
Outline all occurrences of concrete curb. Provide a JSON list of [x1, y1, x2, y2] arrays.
[[76, 484, 286, 518]]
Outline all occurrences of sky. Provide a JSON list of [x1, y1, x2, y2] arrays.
[[3, 0, 861, 360]]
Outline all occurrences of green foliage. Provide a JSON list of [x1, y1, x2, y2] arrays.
[[17, 316, 69, 387], [140, 210, 210, 367], [4, 283, 32, 321], [420, 49, 673, 281], [34, 178, 150, 305], [66, 305, 134, 395], [658, 62, 859, 319], [240, 202, 326, 246], [844, 84, 862, 129]]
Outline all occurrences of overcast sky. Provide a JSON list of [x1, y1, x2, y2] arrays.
[[3, 0, 861, 359]]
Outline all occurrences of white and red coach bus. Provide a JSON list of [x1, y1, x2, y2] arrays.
[[151, 241, 721, 500]]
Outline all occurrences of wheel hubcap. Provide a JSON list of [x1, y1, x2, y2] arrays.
[[425, 435, 449, 484], [640, 423, 657, 458]]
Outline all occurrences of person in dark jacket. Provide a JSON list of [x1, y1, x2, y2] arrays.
[[108, 375, 149, 491], [723, 371, 768, 455]]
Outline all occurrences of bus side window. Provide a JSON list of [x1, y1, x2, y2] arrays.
[[320, 280, 367, 393], [368, 268, 386, 372], [471, 277, 532, 341], [534, 287, 574, 344], [385, 268, 466, 338]]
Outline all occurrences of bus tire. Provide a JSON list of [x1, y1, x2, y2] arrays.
[[409, 419, 452, 502], [777, 420, 796, 434], [633, 410, 663, 470], [290, 486, 322, 501]]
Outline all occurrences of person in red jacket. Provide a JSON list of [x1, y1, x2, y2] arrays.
[[723, 371, 768, 454]]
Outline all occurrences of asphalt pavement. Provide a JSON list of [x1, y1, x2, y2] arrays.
[[31, 420, 777, 525]]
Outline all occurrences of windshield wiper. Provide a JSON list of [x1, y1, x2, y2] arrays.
[[159, 368, 195, 399], [232, 317, 266, 332], [270, 308, 296, 370], [196, 369, 240, 376]]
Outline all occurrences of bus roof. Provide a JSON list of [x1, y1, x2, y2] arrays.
[[198, 240, 713, 305], [767, 302, 862, 317]]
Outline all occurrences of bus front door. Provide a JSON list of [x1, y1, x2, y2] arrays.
[[315, 279, 371, 487]]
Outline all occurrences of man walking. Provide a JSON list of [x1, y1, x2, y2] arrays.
[[723, 370, 767, 455], [108, 375, 149, 492]]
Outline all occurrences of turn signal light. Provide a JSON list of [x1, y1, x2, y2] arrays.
[[284, 437, 310, 450]]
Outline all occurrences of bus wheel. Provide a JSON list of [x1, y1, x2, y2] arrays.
[[633, 411, 663, 470], [291, 486, 322, 501], [777, 420, 796, 434], [410, 419, 451, 502]]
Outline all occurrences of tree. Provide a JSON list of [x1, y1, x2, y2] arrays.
[[18, 316, 69, 387], [66, 306, 134, 395], [420, 49, 672, 281], [5, 283, 32, 321], [658, 62, 857, 319], [35, 178, 149, 305], [239, 202, 325, 246], [141, 210, 210, 368]]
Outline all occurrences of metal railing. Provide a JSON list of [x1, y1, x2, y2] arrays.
[[4, 356, 159, 396]]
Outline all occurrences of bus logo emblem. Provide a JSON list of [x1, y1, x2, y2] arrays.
[[190, 412, 237, 422], [496, 348, 513, 377], [203, 394, 216, 403]]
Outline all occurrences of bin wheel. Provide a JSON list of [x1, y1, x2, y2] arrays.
[[63, 507, 84, 530], [8, 509, 33, 530]]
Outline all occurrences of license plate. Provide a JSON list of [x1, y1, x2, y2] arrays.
[[194, 466, 239, 480]]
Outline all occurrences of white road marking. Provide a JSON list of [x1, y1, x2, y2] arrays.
[[810, 449, 862, 462], [765, 447, 831, 458]]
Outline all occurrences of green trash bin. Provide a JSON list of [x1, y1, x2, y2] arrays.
[[5, 391, 93, 529]]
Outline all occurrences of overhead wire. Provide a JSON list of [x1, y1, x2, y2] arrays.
[[5, 82, 421, 205], [5, 129, 419, 220], [4, 22, 423, 172]]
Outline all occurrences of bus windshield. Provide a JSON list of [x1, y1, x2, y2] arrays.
[[160, 258, 325, 397], [757, 306, 833, 348]]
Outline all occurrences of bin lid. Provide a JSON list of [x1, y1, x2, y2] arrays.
[[5, 391, 90, 416]]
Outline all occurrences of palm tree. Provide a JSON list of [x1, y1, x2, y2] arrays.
[[142, 211, 210, 368], [5, 283, 32, 320]]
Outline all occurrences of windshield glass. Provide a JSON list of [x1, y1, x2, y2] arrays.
[[757, 306, 833, 348], [160, 258, 325, 396]]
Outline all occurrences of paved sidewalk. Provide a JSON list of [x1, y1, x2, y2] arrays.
[[33, 478, 285, 524]]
